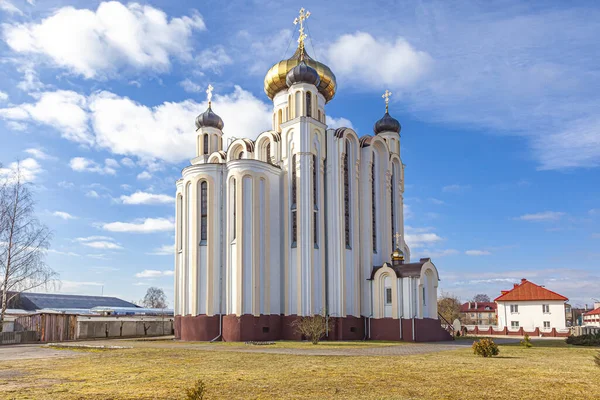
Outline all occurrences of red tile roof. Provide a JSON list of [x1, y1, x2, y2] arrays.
[[584, 308, 600, 316], [494, 279, 568, 302], [459, 302, 497, 313]]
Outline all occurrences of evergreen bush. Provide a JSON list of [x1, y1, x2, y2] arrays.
[[472, 338, 500, 357], [520, 334, 533, 348], [566, 332, 600, 346], [185, 379, 207, 400]]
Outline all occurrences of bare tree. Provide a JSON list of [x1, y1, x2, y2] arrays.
[[472, 294, 491, 302], [142, 287, 167, 309], [1, 164, 57, 331], [291, 313, 333, 344], [437, 292, 462, 325]]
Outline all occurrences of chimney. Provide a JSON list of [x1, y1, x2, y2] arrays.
[[521, 278, 527, 284], [513, 284, 518, 288], [468, 302, 471, 310], [475, 302, 478, 309]]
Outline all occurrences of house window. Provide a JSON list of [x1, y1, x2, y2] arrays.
[[385, 288, 392, 305], [510, 304, 519, 313], [343, 140, 351, 249], [542, 304, 550, 313], [203, 135, 208, 155], [511, 321, 519, 328], [543, 321, 550, 328], [313, 154, 318, 248], [200, 181, 207, 243], [291, 154, 297, 247], [371, 160, 376, 252]]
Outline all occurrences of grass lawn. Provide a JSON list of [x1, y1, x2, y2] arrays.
[[1, 340, 599, 399]]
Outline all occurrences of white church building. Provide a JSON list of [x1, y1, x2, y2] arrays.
[[174, 10, 450, 342]]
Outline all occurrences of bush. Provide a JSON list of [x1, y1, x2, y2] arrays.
[[566, 332, 600, 346], [472, 338, 500, 357], [291, 314, 333, 345], [184, 379, 207, 400], [520, 334, 533, 348]]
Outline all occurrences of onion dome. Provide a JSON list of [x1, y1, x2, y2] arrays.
[[391, 247, 405, 262], [264, 46, 336, 102], [195, 104, 224, 130], [286, 60, 320, 87], [373, 112, 401, 135]]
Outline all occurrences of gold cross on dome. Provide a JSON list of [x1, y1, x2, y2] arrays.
[[206, 84, 214, 106], [382, 90, 392, 113], [294, 8, 311, 54], [394, 232, 402, 249]]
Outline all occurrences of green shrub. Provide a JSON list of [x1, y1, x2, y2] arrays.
[[472, 338, 499, 357], [185, 379, 207, 400], [566, 332, 600, 346], [520, 334, 533, 348]]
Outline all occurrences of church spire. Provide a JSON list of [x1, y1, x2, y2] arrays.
[[293, 7, 311, 59]]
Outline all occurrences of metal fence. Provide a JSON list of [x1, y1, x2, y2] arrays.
[[0, 330, 38, 345]]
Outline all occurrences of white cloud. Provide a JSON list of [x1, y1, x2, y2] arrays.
[[85, 190, 99, 198], [3, 1, 205, 78], [52, 211, 76, 220], [326, 116, 353, 130], [135, 269, 173, 278], [0, 158, 43, 182], [0, 91, 8, 101], [404, 226, 443, 249], [121, 157, 135, 168], [137, 171, 152, 180], [24, 147, 55, 160], [69, 157, 116, 175], [58, 181, 74, 189], [101, 217, 174, 233], [47, 249, 80, 257], [120, 191, 174, 205], [179, 78, 202, 93], [326, 32, 432, 90], [465, 250, 491, 256], [0, 90, 91, 144], [0, 0, 22, 15], [515, 211, 565, 222], [76, 236, 122, 250], [146, 244, 174, 255], [442, 184, 471, 193], [420, 249, 459, 258], [194, 45, 233, 73]]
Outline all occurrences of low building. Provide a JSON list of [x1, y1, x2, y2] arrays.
[[583, 303, 600, 327], [459, 301, 497, 325], [4, 292, 139, 312], [495, 279, 568, 332]]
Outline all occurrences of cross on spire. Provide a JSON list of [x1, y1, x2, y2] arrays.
[[294, 7, 311, 56], [382, 89, 392, 113], [206, 84, 214, 107], [394, 232, 402, 250]]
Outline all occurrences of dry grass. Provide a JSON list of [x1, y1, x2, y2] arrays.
[[1, 340, 599, 399]]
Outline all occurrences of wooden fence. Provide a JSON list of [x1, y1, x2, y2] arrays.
[[15, 313, 77, 342], [0, 330, 38, 345]]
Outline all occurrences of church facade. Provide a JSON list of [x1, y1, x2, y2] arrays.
[[174, 11, 450, 342]]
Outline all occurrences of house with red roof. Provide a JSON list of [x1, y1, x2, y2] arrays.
[[583, 304, 600, 327], [495, 279, 568, 332], [459, 301, 497, 325]]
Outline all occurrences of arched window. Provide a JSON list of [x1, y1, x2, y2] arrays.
[[266, 143, 272, 164], [277, 109, 282, 131], [306, 92, 312, 118], [288, 95, 292, 119], [232, 179, 236, 240], [313, 154, 318, 248], [318, 109, 321, 122], [203, 135, 208, 155], [291, 154, 297, 247], [344, 140, 351, 249], [200, 181, 207, 243], [391, 166, 396, 249], [295, 91, 301, 118], [372, 158, 376, 253], [238, 151, 244, 160]]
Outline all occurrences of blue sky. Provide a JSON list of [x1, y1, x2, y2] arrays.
[[0, 0, 598, 307]]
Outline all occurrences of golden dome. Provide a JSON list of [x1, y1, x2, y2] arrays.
[[391, 248, 405, 262], [264, 46, 337, 103]]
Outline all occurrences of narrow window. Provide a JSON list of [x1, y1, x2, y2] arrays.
[[391, 166, 395, 249], [200, 181, 207, 243], [277, 109, 282, 131], [543, 321, 550, 328], [203, 135, 208, 155], [291, 154, 297, 247], [542, 304, 550, 313], [232, 179, 236, 240], [344, 140, 351, 248], [177, 195, 183, 251], [318, 109, 321, 122], [238, 151, 244, 160], [313, 154, 318, 248], [422, 287, 426, 306], [372, 159, 376, 252], [385, 288, 392, 305], [266, 143, 272, 164], [306, 92, 312, 118], [510, 304, 519, 313]]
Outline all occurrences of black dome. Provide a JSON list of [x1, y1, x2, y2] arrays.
[[286, 61, 321, 87], [373, 112, 401, 135], [195, 105, 224, 130]]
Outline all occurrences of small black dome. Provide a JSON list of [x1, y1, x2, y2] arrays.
[[286, 61, 321, 87], [373, 112, 401, 135], [195, 105, 224, 130]]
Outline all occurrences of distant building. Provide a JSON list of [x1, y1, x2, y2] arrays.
[[495, 279, 568, 332], [5, 292, 139, 312], [583, 303, 600, 327], [459, 301, 497, 325]]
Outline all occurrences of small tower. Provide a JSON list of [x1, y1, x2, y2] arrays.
[[391, 233, 405, 267], [194, 84, 224, 162], [374, 90, 401, 155]]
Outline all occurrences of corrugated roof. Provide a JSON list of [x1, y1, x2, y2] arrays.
[[494, 279, 568, 302], [11, 292, 138, 311]]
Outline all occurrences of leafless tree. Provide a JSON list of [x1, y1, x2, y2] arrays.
[[0, 163, 57, 332], [291, 312, 333, 344], [437, 292, 462, 325], [472, 294, 491, 302], [142, 286, 167, 309]]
